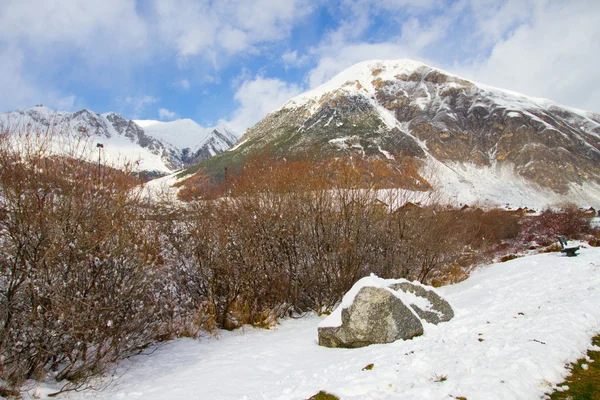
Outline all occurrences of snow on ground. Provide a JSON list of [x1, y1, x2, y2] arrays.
[[37, 248, 600, 400], [141, 172, 185, 202]]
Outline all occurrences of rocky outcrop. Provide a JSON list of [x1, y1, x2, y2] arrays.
[[318, 286, 423, 348], [318, 276, 454, 348]]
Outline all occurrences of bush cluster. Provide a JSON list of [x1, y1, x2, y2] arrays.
[[0, 132, 169, 393], [160, 158, 473, 332]]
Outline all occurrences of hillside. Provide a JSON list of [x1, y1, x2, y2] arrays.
[[181, 59, 600, 207], [35, 248, 600, 399]]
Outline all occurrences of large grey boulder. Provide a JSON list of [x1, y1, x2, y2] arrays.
[[389, 282, 454, 324], [318, 286, 424, 348]]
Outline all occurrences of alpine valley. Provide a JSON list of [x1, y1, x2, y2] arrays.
[[0, 106, 239, 177], [182, 59, 600, 208]]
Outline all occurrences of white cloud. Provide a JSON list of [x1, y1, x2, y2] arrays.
[[174, 79, 191, 90], [0, 0, 148, 112], [224, 76, 303, 133], [152, 0, 314, 58], [122, 95, 157, 118], [0, 0, 316, 113], [158, 108, 178, 121], [202, 75, 221, 85], [460, 0, 600, 112], [0, 46, 77, 112], [282, 50, 309, 69], [0, 0, 147, 57], [466, 0, 534, 45]]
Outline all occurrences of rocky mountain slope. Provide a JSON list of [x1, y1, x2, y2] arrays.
[[0, 106, 238, 175], [134, 119, 238, 167], [185, 59, 600, 206]]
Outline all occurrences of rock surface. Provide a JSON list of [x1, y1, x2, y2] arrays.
[[318, 275, 454, 348], [389, 282, 454, 324], [318, 286, 423, 348]]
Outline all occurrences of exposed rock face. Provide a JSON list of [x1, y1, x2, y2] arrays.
[[318, 286, 423, 348], [188, 59, 600, 198], [181, 129, 238, 165], [389, 282, 454, 324]]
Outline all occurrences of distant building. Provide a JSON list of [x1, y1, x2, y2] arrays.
[[583, 207, 596, 218]]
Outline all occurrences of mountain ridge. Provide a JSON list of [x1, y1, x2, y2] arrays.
[[181, 59, 600, 207], [0, 106, 239, 175]]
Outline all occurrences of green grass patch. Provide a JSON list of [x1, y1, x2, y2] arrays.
[[177, 148, 243, 179], [549, 334, 600, 400], [308, 390, 340, 400]]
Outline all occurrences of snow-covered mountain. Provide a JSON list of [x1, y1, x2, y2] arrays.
[[133, 119, 238, 166], [184, 59, 600, 207], [0, 106, 239, 175]]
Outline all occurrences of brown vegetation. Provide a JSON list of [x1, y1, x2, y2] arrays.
[[0, 130, 165, 393], [176, 154, 431, 201]]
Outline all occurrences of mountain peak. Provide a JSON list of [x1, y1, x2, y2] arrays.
[[281, 59, 579, 118], [281, 59, 449, 112], [134, 118, 238, 151], [27, 104, 55, 114]]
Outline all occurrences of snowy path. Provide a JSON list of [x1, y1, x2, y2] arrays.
[[53, 248, 600, 400]]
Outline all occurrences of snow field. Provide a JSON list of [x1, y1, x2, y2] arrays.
[[44, 247, 600, 400]]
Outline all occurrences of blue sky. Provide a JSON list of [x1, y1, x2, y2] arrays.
[[1, 0, 599, 133]]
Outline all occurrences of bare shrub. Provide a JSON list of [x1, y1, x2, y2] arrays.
[[0, 128, 164, 393], [521, 205, 591, 247]]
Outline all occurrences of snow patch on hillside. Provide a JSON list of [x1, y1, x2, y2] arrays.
[[141, 172, 186, 202], [426, 157, 600, 209]]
